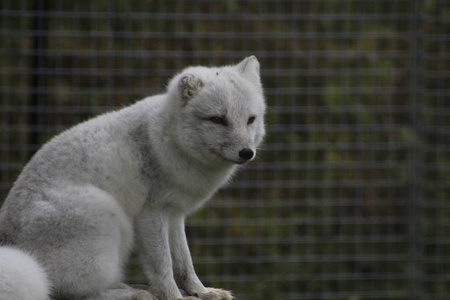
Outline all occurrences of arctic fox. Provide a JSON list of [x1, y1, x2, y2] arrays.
[[0, 56, 265, 300]]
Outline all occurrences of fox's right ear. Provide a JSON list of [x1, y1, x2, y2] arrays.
[[237, 56, 261, 87], [178, 73, 204, 101]]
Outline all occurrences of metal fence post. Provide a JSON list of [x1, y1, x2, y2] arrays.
[[29, 0, 48, 157], [408, 0, 425, 299]]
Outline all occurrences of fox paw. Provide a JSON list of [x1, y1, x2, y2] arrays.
[[190, 287, 236, 300]]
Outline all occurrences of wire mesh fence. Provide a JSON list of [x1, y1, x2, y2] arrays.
[[1, 1, 449, 299]]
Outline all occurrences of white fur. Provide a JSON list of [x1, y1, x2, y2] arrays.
[[0, 247, 50, 300], [0, 56, 265, 300]]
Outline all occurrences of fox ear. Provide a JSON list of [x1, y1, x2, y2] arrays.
[[178, 73, 204, 101], [237, 56, 261, 86]]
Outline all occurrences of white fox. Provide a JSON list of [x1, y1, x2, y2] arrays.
[[0, 56, 265, 300]]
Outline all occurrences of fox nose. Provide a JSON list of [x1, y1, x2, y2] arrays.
[[239, 148, 254, 161]]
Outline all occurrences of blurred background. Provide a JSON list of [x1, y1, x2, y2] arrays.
[[1, 1, 449, 299]]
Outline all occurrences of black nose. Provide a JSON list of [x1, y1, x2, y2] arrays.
[[239, 148, 254, 160]]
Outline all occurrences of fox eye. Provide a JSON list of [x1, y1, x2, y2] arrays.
[[209, 116, 227, 126], [247, 116, 256, 125]]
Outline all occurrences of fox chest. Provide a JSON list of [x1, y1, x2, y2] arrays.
[[144, 167, 234, 215]]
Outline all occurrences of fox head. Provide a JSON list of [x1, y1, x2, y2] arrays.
[[166, 56, 266, 167]]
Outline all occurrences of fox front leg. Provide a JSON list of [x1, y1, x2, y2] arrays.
[[169, 215, 236, 300], [136, 208, 183, 300]]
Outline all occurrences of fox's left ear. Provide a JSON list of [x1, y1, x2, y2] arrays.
[[237, 56, 261, 86], [178, 73, 204, 101]]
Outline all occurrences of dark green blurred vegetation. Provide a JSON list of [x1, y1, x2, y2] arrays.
[[1, 1, 449, 299]]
